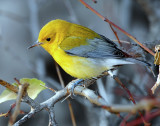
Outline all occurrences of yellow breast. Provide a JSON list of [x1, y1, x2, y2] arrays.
[[53, 47, 107, 79]]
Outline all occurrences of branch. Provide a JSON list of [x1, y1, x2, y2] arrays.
[[152, 45, 160, 93], [12, 71, 160, 125], [8, 83, 29, 126], [0, 79, 18, 93], [47, 107, 57, 126], [13, 74, 105, 125], [79, 0, 155, 56], [13, 109, 39, 126]]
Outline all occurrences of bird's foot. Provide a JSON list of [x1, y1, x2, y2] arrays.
[[71, 79, 84, 97]]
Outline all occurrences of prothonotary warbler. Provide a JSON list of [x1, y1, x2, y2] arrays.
[[29, 19, 150, 89]]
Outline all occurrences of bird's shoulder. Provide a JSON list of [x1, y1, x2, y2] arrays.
[[58, 35, 129, 58], [59, 36, 89, 51]]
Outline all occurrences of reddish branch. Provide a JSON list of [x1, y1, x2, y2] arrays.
[[0, 103, 16, 117], [79, 0, 155, 56], [0, 79, 18, 93], [126, 109, 160, 126], [109, 24, 122, 46], [120, 113, 132, 126], [114, 77, 136, 104], [114, 76, 149, 125]]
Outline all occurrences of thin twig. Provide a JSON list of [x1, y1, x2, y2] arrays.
[[0, 103, 16, 117], [151, 66, 160, 94], [8, 83, 29, 126], [125, 109, 160, 126], [79, 0, 155, 56], [109, 24, 122, 46], [114, 76, 149, 125], [55, 62, 65, 88], [55, 62, 77, 126], [152, 45, 160, 93], [108, 70, 148, 125], [0, 79, 18, 93]]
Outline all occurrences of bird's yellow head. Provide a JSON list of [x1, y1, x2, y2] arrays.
[[29, 19, 100, 56], [29, 19, 70, 53]]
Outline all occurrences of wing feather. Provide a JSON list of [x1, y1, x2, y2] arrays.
[[59, 35, 129, 58]]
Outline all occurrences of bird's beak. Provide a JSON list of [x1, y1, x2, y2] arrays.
[[28, 40, 43, 49]]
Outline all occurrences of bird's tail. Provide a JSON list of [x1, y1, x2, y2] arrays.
[[125, 58, 155, 76], [125, 58, 151, 67]]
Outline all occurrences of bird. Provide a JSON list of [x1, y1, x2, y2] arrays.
[[29, 19, 150, 90]]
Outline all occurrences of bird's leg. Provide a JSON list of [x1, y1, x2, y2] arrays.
[[71, 79, 84, 96]]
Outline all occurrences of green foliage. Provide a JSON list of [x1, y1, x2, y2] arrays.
[[0, 78, 46, 104]]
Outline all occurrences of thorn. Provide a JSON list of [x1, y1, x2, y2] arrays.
[[40, 84, 57, 92]]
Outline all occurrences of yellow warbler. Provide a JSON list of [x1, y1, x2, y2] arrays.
[[29, 19, 150, 79]]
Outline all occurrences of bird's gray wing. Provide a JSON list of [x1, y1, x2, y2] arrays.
[[59, 35, 128, 58]]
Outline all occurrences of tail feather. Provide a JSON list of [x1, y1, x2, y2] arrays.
[[125, 58, 155, 77], [125, 58, 151, 67]]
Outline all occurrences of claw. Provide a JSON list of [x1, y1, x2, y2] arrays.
[[71, 79, 84, 97]]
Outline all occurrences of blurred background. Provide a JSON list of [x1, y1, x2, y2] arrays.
[[0, 0, 159, 125]]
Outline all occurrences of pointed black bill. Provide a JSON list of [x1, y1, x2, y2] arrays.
[[28, 41, 42, 49]]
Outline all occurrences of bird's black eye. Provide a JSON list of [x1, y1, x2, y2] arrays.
[[46, 38, 51, 41]]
